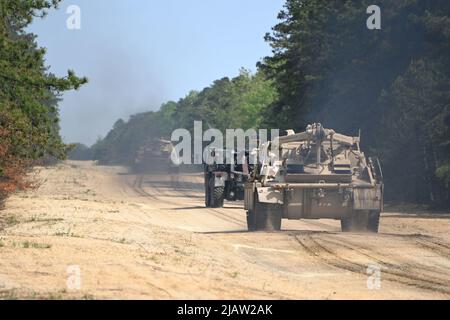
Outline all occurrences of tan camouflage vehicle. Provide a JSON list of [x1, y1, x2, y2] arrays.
[[133, 138, 175, 173], [244, 123, 383, 232]]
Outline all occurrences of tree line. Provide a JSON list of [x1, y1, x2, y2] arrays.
[[87, 69, 277, 165], [0, 1, 86, 201]]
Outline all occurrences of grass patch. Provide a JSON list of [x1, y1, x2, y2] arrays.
[[55, 227, 71, 237], [0, 289, 55, 300], [0, 289, 18, 300], [14, 241, 52, 249], [27, 216, 64, 223], [47, 291, 66, 300], [0, 289, 94, 300], [5, 215, 20, 226], [55, 231, 69, 237]]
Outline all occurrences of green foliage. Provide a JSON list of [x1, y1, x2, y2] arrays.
[[91, 112, 165, 165], [67, 143, 93, 161], [0, 0, 87, 196], [380, 60, 450, 205], [91, 69, 277, 165], [436, 165, 450, 184]]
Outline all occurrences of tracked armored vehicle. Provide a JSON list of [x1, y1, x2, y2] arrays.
[[244, 123, 383, 232]]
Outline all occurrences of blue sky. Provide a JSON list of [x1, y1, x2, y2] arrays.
[[29, 0, 284, 145]]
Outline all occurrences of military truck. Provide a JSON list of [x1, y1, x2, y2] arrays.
[[244, 123, 383, 232], [204, 149, 253, 208]]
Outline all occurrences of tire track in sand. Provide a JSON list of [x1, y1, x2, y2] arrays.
[[294, 233, 450, 295]]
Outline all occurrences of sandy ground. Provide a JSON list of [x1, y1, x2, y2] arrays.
[[0, 161, 449, 300]]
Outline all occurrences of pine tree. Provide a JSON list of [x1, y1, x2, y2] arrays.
[[0, 0, 87, 198]]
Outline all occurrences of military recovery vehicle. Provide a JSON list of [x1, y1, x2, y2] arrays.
[[204, 149, 253, 208], [244, 123, 383, 232]]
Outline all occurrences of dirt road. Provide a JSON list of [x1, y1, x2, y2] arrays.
[[0, 161, 449, 299]]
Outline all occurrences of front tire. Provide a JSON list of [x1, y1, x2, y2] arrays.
[[205, 173, 225, 208], [341, 210, 380, 233], [247, 193, 282, 231], [368, 211, 381, 233], [211, 186, 225, 208]]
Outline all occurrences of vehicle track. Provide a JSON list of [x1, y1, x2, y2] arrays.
[[294, 233, 450, 295], [129, 175, 154, 199], [298, 219, 340, 231], [415, 237, 450, 259], [131, 174, 245, 227], [317, 236, 450, 282]]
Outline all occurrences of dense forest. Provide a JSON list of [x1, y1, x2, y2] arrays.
[[0, 1, 86, 201], [89, 0, 449, 208]]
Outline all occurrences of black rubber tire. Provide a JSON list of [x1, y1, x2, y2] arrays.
[[204, 174, 211, 207], [247, 209, 257, 231], [341, 210, 380, 233], [264, 204, 282, 231], [211, 186, 225, 208], [352, 211, 370, 232], [368, 211, 381, 233], [225, 182, 237, 201], [204, 173, 225, 208], [340, 218, 351, 232], [235, 188, 245, 201], [247, 194, 282, 231]]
